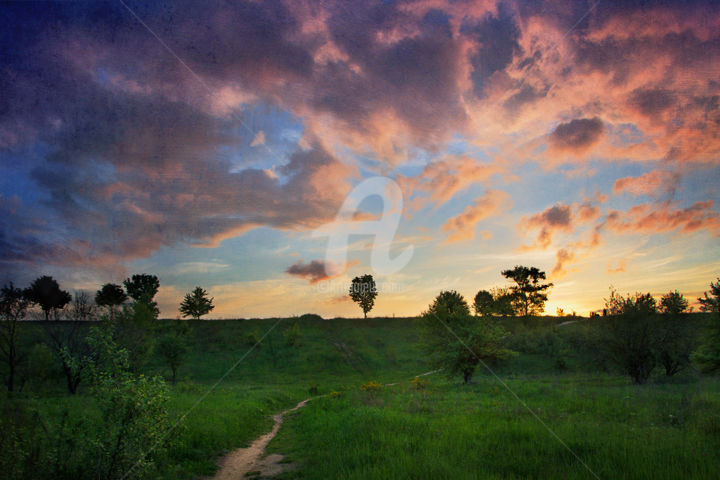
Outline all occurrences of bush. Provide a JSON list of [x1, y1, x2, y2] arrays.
[[283, 322, 301, 347], [86, 325, 172, 479], [299, 313, 323, 322], [410, 377, 427, 390], [360, 380, 383, 392], [245, 329, 261, 346], [599, 290, 658, 384], [420, 290, 514, 384]]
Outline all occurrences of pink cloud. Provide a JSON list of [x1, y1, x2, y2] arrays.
[[613, 170, 681, 198], [442, 190, 511, 243], [519, 203, 574, 250], [606, 201, 720, 236]]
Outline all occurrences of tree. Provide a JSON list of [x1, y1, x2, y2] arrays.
[[501, 266, 553, 317], [24, 276, 72, 321], [123, 274, 160, 318], [0, 283, 30, 391], [43, 292, 93, 393], [656, 290, 692, 376], [349, 275, 378, 318], [692, 278, 720, 372], [155, 333, 187, 385], [179, 286, 214, 320], [473, 290, 494, 317], [95, 283, 128, 318], [420, 290, 514, 384], [659, 290, 689, 316], [114, 303, 156, 372], [698, 278, 720, 313], [490, 287, 515, 316], [599, 289, 658, 384], [86, 324, 171, 478]]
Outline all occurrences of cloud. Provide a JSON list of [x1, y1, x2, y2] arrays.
[[465, 3, 521, 95], [285, 258, 356, 284], [577, 202, 601, 222], [551, 248, 575, 277], [285, 259, 334, 284], [629, 88, 676, 119], [606, 201, 720, 236], [442, 190, 511, 243], [398, 155, 506, 211], [1, 0, 719, 286], [521, 200, 606, 278], [520, 203, 574, 250], [613, 170, 681, 199], [549, 117, 605, 155], [607, 258, 627, 274]]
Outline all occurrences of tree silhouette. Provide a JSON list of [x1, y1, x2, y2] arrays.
[[600, 289, 658, 384], [420, 290, 513, 384], [490, 287, 515, 316], [44, 292, 93, 394], [349, 274, 378, 318], [656, 290, 691, 376], [659, 290, 689, 316], [698, 278, 720, 313], [179, 286, 214, 320], [24, 275, 72, 321], [693, 278, 720, 372], [95, 283, 128, 309], [473, 290, 494, 316], [0, 283, 30, 391], [501, 266, 553, 317], [123, 274, 160, 318]]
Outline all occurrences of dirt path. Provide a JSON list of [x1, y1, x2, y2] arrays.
[[211, 370, 441, 479], [211, 399, 310, 480]]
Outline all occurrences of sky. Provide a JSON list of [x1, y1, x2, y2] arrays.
[[1, 0, 719, 318]]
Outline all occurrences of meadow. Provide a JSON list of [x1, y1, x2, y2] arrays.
[[3, 314, 720, 479]]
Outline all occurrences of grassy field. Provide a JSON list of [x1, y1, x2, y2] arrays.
[[4, 314, 719, 479], [270, 375, 720, 479]]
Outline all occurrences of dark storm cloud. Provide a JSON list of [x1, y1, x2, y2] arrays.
[[1, 0, 719, 283], [629, 89, 676, 117], [319, 5, 467, 145], [285, 259, 332, 284], [464, 3, 521, 95], [549, 117, 604, 154]]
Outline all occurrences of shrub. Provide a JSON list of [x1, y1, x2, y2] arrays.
[[86, 325, 172, 479], [283, 322, 301, 347], [420, 290, 514, 384], [599, 289, 658, 384], [410, 377, 427, 390], [245, 329, 261, 346], [360, 380, 383, 392]]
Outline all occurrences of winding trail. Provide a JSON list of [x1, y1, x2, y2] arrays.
[[212, 399, 310, 480], [211, 370, 440, 479]]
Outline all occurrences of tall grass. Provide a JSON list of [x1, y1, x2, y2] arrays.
[[5, 315, 718, 479], [271, 375, 720, 479]]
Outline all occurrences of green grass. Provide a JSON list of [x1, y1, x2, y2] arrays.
[[270, 374, 720, 479], [6, 314, 720, 479]]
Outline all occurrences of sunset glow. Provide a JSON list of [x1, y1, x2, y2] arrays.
[[1, 0, 719, 318]]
